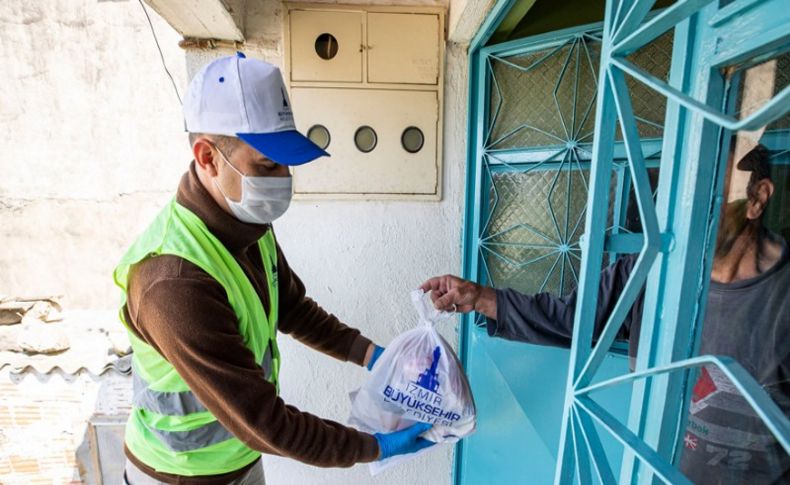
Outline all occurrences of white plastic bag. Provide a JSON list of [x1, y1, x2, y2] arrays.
[[349, 290, 477, 475]]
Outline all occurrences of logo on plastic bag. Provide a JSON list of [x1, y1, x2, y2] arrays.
[[382, 345, 462, 426], [416, 346, 441, 393]]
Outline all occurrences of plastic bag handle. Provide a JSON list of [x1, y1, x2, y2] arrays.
[[411, 290, 454, 327]]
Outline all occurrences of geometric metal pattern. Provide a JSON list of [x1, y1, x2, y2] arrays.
[[482, 36, 603, 300], [479, 32, 672, 303], [487, 36, 602, 150], [555, 1, 790, 484], [483, 166, 588, 296]]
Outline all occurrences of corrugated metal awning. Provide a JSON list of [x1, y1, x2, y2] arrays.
[[0, 310, 131, 379]]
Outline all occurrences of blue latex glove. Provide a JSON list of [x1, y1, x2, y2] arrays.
[[366, 345, 385, 371], [374, 422, 435, 460]]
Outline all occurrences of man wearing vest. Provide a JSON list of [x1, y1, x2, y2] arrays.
[[115, 53, 433, 484]]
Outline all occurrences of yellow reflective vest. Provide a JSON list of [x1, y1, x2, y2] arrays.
[[114, 199, 280, 476]]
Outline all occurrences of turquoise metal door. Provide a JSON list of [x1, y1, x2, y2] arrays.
[[456, 16, 672, 485], [458, 0, 789, 483]]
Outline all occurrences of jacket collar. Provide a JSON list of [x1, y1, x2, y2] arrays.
[[176, 161, 270, 252]]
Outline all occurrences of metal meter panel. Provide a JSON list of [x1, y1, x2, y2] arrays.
[[291, 88, 438, 195], [285, 5, 445, 199], [289, 9, 364, 83], [367, 13, 440, 85]]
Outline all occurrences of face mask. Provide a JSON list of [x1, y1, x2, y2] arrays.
[[213, 146, 293, 224]]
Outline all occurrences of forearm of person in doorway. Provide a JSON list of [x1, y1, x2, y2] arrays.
[[126, 258, 380, 467], [276, 243, 379, 367], [420, 254, 639, 347]]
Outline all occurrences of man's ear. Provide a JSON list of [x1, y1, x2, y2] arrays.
[[746, 179, 775, 220], [193, 137, 219, 176]]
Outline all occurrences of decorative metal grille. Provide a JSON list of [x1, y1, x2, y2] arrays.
[[487, 37, 602, 150], [478, 30, 671, 302], [484, 167, 590, 295]]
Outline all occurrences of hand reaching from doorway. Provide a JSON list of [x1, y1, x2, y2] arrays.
[[419, 275, 497, 319]]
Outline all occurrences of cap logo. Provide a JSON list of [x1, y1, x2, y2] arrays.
[[281, 87, 290, 108], [278, 87, 293, 121]]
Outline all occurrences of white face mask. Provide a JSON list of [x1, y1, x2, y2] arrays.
[[213, 146, 293, 224]]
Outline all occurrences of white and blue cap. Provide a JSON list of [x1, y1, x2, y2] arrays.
[[183, 52, 328, 166]]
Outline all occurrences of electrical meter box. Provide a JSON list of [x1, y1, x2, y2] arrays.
[[284, 4, 446, 200]]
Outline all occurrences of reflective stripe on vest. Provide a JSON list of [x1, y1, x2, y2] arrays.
[[133, 372, 207, 415], [132, 347, 274, 452], [133, 347, 275, 418], [144, 419, 235, 453]]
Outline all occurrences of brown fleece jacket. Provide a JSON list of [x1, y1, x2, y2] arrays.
[[123, 162, 380, 484]]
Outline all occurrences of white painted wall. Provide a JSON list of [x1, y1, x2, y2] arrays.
[[0, 0, 188, 308], [0, 0, 491, 483], [261, 41, 470, 485]]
